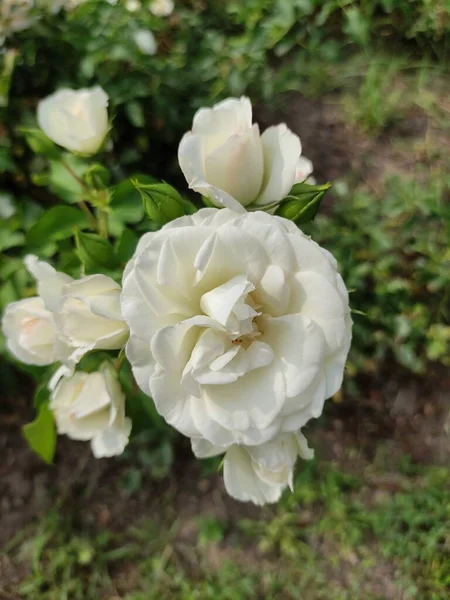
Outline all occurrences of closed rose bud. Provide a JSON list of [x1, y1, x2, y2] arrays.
[[178, 97, 307, 212], [2, 297, 68, 366], [37, 86, 109, 155], [51, 363, 131, 458]]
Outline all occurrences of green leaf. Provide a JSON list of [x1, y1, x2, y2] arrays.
[[84, 164, 110, 189], [125, 101, 145, 128], [22, 404, 56, 464], [34, 381, 51, 409], [136, 181, 185, 225], [110, 176, 155, 223], [75, 230, 119, 274], [117, 227, 138, 262], [27, 206, 90, 249], [0, 224, 25, 252], [343, 7, 370, 46], [20, 128, 60, 160], [48, 155, 88, 204], [275, 182, 331, 224]]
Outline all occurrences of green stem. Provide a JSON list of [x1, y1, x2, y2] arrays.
[[60, 159, 99, 233], [98, 210, 109, 239]]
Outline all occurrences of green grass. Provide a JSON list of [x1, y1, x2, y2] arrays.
[[4, 448, 449, 600]]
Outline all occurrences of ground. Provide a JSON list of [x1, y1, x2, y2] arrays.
[[1, 62, 450, 600]]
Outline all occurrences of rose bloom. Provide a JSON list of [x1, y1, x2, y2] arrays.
[[2, 297, 68, 366], [37, 86, 109, 155], [133, 29, 157, 55], [178, 97, 313, 212], [192, 431, 313, 505], [2, 255, 73, 366], [121, 209, 352, 453], [54, 274, 129, 362], [51, 363, 131, 458], [2, 255, 128, 369], [149, 0, 174, 17]]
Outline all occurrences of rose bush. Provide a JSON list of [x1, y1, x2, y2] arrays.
[[121, 208, 352, 451], [178, 97, 313, 211], [1, 86, 352, 505]]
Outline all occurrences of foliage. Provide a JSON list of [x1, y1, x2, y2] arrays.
[[306, 172, 450, 376]]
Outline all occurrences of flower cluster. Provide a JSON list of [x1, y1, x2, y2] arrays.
[[2, 87, 352, 505]]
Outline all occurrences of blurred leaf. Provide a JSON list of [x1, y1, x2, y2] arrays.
[[0, 191, 16, 219], [125, 101, 145, 128], [0, 225, 25, 252], [84, 164, 110, 189], [343, 7, 370, 45], [48, 155, 88, 204], [27, 206, 90, 249], [20, 128, 60, 160], [22, 404, 56, 464]]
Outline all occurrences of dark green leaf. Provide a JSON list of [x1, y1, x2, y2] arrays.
[[117, 227, 138, 262], [75, 230, 119, 273], [27, 206, 90, 249]]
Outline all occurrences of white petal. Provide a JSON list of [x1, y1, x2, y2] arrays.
[[191, 437, 224, 458], [192, 97, 252, 141], [223, 445, 283, 505], [91, 417, 132, 458], [258, 264, 290, 316], [125, 335, 153, 395], [263, 313, 326, 398], [294, 155, 314, 183], [256, 124, 301, 206], [24, 254, 73, 312], [203, 124, 264, 206]]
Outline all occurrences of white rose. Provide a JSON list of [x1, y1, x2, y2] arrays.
[[178, 97, 307, 212], [149, 0, 174, 17], [55, 274, 129, 360], [125, 0, 140, 11], [51, 363, 131, 458], [121, 208, 352, 450], [192, 431, 313, 505], [2, 254, 73, 366], [2, 297, 66, 366], [0, 1, 34, 45], [37, 86, 109, 155], [133, 29, 157, 55]]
